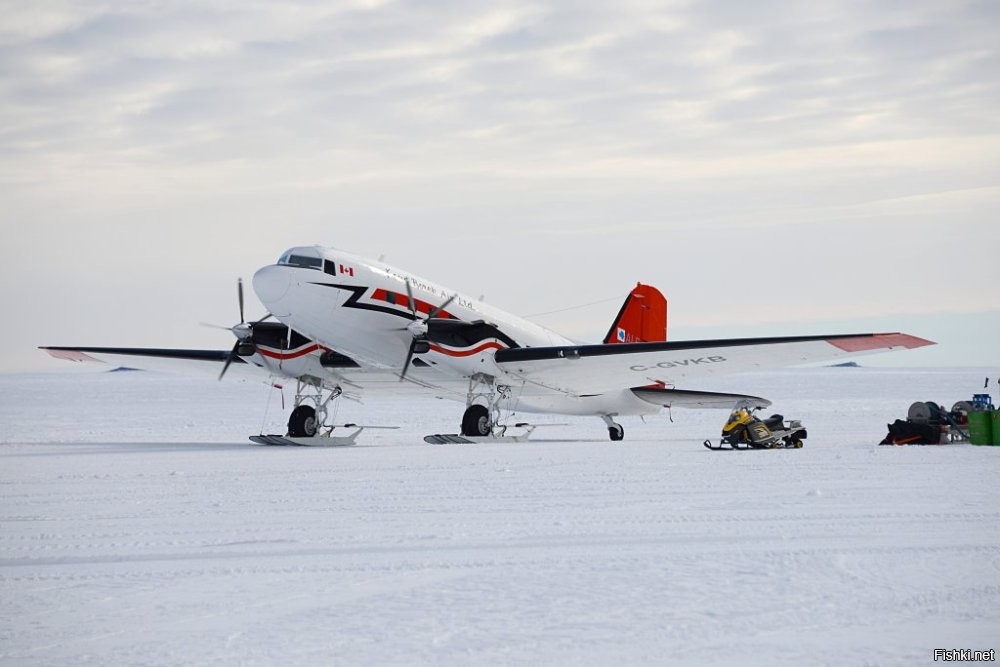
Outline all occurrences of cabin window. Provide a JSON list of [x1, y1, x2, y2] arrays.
[[323, 260, 337, 276]]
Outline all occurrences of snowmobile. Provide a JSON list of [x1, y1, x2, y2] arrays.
[[703, 403, 807, 450]]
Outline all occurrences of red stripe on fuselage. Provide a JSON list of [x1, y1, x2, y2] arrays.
[[368, 288, 454, 319], [428, 341, 506, 357], [256, 344, 327, 360]]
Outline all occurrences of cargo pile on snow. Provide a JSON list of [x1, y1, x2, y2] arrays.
[[880, 380, 999, 446]]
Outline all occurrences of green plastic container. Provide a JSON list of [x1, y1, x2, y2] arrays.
[[968, 411, 993, 445], [993, 411, 1000, 446]]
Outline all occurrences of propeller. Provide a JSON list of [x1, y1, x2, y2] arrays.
[[219, 341, 241, 381], [217, 278, 273, 381], [399, 279, 457, 381]]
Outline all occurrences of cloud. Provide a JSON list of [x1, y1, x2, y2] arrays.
[[1, 0, 998, 371], [4, 2, 997, 186]]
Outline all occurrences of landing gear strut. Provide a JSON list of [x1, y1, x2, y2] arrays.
[[251, 377, 400, 446], [285, 376, 342, 438], [459, 373, 513, 437], [602, 415, 625, 441]]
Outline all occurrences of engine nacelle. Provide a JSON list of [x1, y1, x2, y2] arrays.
[[416, 319, 518, 380]]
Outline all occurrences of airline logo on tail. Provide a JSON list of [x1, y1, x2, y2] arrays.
[[604, 283, 668, 344]]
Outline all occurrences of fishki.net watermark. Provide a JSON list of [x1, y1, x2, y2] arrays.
[[933, 649, 995, 662]]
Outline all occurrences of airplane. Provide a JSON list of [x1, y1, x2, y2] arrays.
[[42, 245, 935, 443]]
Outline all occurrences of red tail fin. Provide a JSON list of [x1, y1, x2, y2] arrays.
[[604, 283, 668, 344]]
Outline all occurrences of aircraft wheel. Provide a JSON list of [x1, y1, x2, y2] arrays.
[[608, 424, 625, 441], [793, 439, 804, 448], [288, 405, 318, 437], [461, 404, 491, 436]]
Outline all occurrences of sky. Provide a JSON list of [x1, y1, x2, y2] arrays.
[[1, 0, 998, 373]]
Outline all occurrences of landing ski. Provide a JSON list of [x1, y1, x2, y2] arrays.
[[703, 439, 802, 451], [250, 424, 398, 446], [424, 423, 558, 444], [423, 433, 533, 444], [424, 434, 476, 444]]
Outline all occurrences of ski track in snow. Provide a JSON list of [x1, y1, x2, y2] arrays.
[[1, 368, 998, 666]]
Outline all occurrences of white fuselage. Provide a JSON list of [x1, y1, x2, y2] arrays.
[[253, 246, 569, 362], [252, 245, 660, 418]]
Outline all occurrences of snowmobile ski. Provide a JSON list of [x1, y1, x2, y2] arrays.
[[703, 439, 802, 451]]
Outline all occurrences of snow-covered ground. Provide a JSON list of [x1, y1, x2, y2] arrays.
[[1, 367, 998, 666]]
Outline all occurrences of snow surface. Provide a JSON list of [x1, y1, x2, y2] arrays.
[[1, 367, 998, 666]]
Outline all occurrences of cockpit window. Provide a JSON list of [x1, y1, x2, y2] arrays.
[[277, 253, 323, 270]]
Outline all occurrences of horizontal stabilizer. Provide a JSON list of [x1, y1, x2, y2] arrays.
[[631, 387, 771, 409]]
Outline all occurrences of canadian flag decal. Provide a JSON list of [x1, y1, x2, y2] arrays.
[[339, 264, 355, 277]]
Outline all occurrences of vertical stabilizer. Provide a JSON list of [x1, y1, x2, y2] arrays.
[[603, 283, 668, 344]]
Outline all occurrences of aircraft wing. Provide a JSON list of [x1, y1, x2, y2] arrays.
[[41, 346, 273, 382], [38, 345, 470, 399], [494, 332, 934, 396]]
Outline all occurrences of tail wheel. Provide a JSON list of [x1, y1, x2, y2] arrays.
[[288, 405, 317, 437], [608, 424, 624, 441], [461, 404, 491, 436]]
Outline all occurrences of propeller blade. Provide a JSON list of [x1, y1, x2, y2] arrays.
[[404, 279, 418, 319], [398, 285, 457, 380], [219, 340, 240, 381], [252, 313, 274, 325], [237, 278, 246, 324], [399, 339, 417, 381], [426, 293, 457, 321], [199, 322, 232, 331]]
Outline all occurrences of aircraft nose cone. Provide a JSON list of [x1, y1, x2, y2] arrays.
[[252, 265, 291, 312]]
